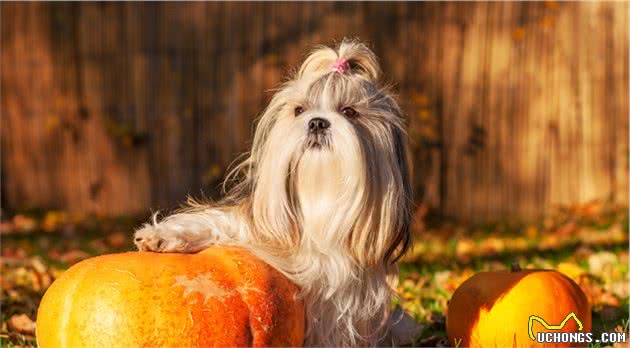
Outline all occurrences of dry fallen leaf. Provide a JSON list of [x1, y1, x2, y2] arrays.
[[557, 262, 586, 281], [30, 257, 47, 274], [588, 251, 618, 277], [0, 221, 14, 235], [106, 231, 128, 248], [59, 250, 91, 265], [455, 239, 475, 259], [8, 314, 35, 334], [12, 215, 37, 234], [41, 211, 69, 233], [609, 281, 629, 299], [525, 226, 538, 239]]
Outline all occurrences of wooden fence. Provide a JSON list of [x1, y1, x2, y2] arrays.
[[2, 2, 628, 222]]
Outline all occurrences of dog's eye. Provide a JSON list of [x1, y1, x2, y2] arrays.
[[294, 106, 305, 117], [341, 107, 358, 118]]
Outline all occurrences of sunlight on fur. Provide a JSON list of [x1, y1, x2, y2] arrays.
[[134, 38, 413, 347]]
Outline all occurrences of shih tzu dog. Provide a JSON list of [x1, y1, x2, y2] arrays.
[[134, 39, 414, 347]]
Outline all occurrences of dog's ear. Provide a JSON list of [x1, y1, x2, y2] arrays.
[[382, 125, 413, 265], [298, 39, 381, 83]]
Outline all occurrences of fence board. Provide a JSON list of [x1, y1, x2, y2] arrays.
[[1, 2, 627, 222]]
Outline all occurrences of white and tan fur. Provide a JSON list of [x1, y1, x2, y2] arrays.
[[134, 39, 414, 347]]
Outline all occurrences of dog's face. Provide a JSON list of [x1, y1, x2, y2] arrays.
[[234, 41, 412, 268]]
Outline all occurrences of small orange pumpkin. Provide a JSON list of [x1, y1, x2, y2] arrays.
[[37, 246, 304, 347], [446, 264, 591, 348]]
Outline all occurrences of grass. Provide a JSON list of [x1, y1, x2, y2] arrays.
[[1, 202, 628, 347]]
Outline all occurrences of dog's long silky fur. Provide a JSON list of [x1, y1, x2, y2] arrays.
[[134, 39, 413, 347]]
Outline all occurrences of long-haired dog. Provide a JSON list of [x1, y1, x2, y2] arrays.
[[134, 39, 413, 347]]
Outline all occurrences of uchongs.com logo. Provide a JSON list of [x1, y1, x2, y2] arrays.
[[528, 312, 627, 345]]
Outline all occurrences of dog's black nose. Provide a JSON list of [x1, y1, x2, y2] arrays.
[[308, 117, 330, 133]]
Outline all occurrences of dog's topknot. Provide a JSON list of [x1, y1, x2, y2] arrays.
[[298, 38, 381, 82]]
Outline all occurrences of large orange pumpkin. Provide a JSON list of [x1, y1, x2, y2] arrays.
[[446, 264, 591, 348], [36, 246, 304, 347]]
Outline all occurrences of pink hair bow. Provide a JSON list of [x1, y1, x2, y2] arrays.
[[331, 58, 351, 74]]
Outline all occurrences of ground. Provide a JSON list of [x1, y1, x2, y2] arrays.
[[1, 202, 628, 347]]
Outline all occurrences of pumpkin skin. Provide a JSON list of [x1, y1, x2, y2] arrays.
[[36, 246, 304, 347], [446, 267, 591, 348]]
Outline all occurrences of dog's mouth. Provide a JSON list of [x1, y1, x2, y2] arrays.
[[305, 133, 330, 149]]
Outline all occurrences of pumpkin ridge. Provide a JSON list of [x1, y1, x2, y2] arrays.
[[230, 247, 273, 346], [196, 247, 255, 346], [449, 270, 534, 346], [42, 258, 95, 347]]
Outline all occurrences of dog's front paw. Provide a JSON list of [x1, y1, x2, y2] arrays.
[[134, 226, 191, 253]]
